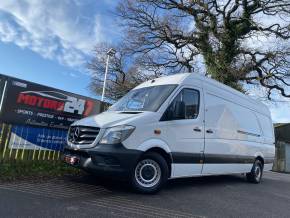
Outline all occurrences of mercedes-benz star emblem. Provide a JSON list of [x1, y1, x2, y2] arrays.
[[72, 127, 80, 142]]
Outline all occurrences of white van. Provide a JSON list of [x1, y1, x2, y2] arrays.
[[64, 73, 275, 193]]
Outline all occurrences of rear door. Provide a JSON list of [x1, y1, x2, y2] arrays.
[[162, 86, 205, 178]]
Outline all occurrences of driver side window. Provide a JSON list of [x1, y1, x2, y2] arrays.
[[161, 88, 200, 121]]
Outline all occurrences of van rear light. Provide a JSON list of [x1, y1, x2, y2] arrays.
[[68, 126, 100, 145]]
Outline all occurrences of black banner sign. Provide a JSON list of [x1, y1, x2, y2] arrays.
[[0, 75, 104, 129]]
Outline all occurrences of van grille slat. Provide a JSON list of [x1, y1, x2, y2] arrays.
[[79, 134, 97, 138], [77, 140, 95, 144], [80, 128, 100, 133], [68, 126, 100, 145]]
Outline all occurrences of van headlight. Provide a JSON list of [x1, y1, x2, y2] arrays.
[[99, 125, 135, 145]]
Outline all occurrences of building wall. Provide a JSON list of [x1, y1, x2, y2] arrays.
[[273, 141, 290, 173], [286, 144, 290, 172]]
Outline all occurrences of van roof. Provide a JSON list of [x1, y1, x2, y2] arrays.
[[134, 73, 189, 89], [134, 73, 269, 116]]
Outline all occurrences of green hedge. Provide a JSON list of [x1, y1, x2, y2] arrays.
[[0, 161, 82, 181]]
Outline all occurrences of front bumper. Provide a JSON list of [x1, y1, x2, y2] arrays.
[[63, 143, 142, 179]]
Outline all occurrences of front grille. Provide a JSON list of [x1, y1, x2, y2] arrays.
[[68, 126, 100, 145]]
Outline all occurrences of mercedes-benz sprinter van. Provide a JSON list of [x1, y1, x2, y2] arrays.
[[64, 73, 275, 193]]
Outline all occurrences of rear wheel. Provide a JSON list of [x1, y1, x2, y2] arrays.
[[246, 159, 263, 183], [131, 152, 168, 194]]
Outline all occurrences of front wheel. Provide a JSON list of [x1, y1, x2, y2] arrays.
[[131, 152, 168, 194], [246, 159, 263, 184]]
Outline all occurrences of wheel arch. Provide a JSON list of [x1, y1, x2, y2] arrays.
[[138, 139, 173, 178], [255, 156, 265, 167], [254, 152, 265, 166], [138, 139, 171, 153], [144, 147, 173, 177]]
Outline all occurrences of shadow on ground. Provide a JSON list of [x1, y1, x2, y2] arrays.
[[62, 172, 248, 194]]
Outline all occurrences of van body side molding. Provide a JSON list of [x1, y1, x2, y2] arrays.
[[171, 152, 202, 164], [204, 154, 255, 164], [171, 153, 256, 164]]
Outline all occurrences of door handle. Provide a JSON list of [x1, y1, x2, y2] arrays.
[[206, 129, 214, 134], [193, 127, 201, 132]]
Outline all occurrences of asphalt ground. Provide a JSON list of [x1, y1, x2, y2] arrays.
[[0, 171, 289, 218]]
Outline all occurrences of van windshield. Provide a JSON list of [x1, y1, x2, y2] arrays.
[[109, 85, 177, 112]]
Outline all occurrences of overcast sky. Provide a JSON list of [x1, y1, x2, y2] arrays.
[[0, 0, 289, 123]]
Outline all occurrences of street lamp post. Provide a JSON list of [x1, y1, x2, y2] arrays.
[[101, 48, 116, 101]]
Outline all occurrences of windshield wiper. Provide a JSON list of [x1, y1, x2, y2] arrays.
[[119, 111, 144, 114]]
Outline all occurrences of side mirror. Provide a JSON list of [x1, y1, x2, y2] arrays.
[[173, 101, 185, 119]]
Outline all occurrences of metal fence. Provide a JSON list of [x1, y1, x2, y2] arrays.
[[0, 123, 66, 163]]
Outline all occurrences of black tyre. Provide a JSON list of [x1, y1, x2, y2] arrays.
[[246, 159, 263, 184], [131, 152, 169, 194]]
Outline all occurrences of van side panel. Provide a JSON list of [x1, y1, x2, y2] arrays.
[[204, 92, 263, 142], [203, 88, 265, 175]]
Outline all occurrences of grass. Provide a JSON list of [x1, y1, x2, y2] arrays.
[[0, 161, 83, 181]]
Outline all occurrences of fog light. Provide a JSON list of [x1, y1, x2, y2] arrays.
[[64, 155, 80, 165]]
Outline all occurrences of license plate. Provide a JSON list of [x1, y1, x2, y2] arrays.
[[64, 155, 80, 165]]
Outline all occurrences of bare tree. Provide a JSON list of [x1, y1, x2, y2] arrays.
[[116, 0, 290, 99], [87, 43, 161, 100]]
